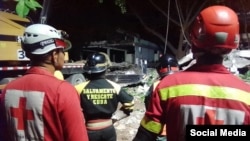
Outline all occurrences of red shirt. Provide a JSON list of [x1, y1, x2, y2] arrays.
[[141, 64, 250, 141], [0, 67, 89, 141]]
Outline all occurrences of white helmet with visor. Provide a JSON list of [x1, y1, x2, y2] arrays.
[[21, 24, 70, 55]]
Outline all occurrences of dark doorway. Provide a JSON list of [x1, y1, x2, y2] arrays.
[[110, 50, 125, 63]]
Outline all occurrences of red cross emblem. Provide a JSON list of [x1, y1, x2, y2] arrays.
[[10, 97, 35, 130], [196, 109, 224, 124]]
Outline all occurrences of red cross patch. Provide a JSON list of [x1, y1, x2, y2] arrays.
[[10, 97, 35, 130]]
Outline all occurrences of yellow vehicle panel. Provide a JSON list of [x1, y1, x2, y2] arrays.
[[0, 11, 30, 61], [0, 11, 69, 61]]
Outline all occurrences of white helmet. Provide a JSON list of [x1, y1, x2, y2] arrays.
[[21, 24, 69, 55]]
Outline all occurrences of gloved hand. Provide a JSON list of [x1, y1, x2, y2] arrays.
[[120, 106, 133, 116]]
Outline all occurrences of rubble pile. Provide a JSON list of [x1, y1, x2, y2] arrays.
[[113, 68, 158, 141]]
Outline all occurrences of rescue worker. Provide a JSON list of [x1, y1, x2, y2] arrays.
[[133, 5, 250, 141], [144, 53, 180, 109], [144, 53, 180, 141], [75, 52, 134, 141], [0, 24, 89, 141]]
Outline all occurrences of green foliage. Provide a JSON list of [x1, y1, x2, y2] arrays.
[[98, 0, 127, 14], [15, 0, 42, 18], [140, 68, 159, 87], [114, 0, 126, 14], [238, 70, 250, 83]]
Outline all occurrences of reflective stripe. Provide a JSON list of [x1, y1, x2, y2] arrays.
[[140, 116, 164, 134], [0, 66, 30, 71], [122, 100, 135, 110], [86, 119, 112, 130], [106, 79, 121, 94], [153, 81, 160, 91], [62, 65, 83, 68], [0, 84, 6, 90], [0, 65, 83, 71], [75, 81, 90, 94], [159, 84, 250, 105]]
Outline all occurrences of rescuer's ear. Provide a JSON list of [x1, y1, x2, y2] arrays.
[[51, 49, 61, 65]]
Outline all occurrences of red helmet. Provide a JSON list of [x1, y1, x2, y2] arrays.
[[190, 6, 240, 54]]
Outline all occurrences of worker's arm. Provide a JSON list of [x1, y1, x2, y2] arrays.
[[134, 85, 166, 141], [144, 85, 154, 110], [118, 88, 134, 115]]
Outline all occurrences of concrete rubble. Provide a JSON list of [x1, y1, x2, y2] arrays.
[[113, 68, 157, 141]]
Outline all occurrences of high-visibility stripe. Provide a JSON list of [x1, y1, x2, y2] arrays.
[[159, 84, 250, 105], [140, 116, 163, 134], [0, 84, 6, 90], [153, 81, 160, 91], [0, 65, 83, 71], [0, 66, 30, 71], [106, 79, 121, 94], [62, 65, 83, 68], [75, 81, 90, 94]]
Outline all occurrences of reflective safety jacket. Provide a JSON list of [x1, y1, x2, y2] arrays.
[[139, 64, 250, 141], [75, 78, 134, 121], [144, 80, 167, 136], [0, 67, 89, 141], [144, 80, 160, 110]]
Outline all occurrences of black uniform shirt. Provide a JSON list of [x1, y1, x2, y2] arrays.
[[75, 78, 134, 121]]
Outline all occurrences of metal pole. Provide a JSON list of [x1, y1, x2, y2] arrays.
[[39, 0, 51, 24]]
